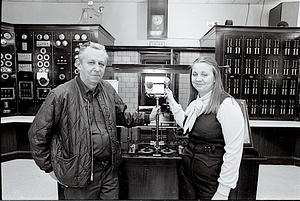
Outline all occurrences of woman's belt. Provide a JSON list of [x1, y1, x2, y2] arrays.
[[187, 142, 224, 154]]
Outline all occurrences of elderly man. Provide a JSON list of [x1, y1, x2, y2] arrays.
[[28, 41, 158, 199]]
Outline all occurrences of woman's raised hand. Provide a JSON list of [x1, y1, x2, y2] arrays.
[[164, 88, 175, 103]]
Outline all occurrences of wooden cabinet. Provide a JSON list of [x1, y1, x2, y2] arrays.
[[119, 156, 180, 199], [1, 122, 31, 161], [200, 25, 300, 120]]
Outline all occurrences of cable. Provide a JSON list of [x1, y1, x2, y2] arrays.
[[259, 0, 266, 26], [245, 2, 250, 25]]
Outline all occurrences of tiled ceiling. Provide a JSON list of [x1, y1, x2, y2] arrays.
[[2, 0, 290, 4]]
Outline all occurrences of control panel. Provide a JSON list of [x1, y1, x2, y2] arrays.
[[53, 32, 71, 87], [1, 24, 17, 116], [1, 23, 115, 116], [71, 32, 92, 78]]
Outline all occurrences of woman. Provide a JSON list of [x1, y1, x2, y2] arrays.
[[165, 56, 245, 200]]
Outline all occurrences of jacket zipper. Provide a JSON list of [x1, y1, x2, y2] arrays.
[[87, 99, 94, 182]]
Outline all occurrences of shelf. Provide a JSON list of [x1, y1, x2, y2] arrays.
[[1, 116, 35, 124], [2, 116, 300, 128], [249, 120, 300, 128]]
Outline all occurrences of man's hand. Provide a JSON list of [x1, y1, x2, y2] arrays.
[[49, 171, 59, 182], [49, 171, 68, 187], [149, 106, 160, 121]]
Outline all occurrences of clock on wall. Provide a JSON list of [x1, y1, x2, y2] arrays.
[[152, 15, 163, 27], [150, 15, 164, 37], [147, 0, 168, 39]]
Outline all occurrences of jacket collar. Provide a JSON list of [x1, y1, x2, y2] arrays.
[[76, 76, 100, 101]]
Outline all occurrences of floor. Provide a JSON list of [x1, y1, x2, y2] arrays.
[[256, 164, 300, 200], [1, 159, 300, 200], [1, 159, 58, 200]]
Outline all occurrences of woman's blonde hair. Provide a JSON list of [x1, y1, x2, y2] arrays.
[[188, 56, 229, 114]]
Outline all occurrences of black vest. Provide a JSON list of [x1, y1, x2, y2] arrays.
[[185, 93, 230, 167]]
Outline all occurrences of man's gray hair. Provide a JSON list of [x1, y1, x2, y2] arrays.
[[78, 41, 109, 64]]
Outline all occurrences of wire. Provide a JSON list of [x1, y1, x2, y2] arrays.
[[259, 0, 266, 26], [245, 2, 250, 25]]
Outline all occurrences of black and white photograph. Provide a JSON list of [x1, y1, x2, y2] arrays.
[[1, 0, 300, 200]]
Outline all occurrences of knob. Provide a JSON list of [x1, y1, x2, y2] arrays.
[[74, 59, 80, 67], [21, 34, 27, 40], [74, 34, 80, 40], [56, 40, 61, 46], [44, 61, 50, 68], [1, 73, 9, 80], [81, 34, 87, 40], [5, 61, 12, 67], [40, 48, 47, 54], [36, 34, 42, 40], [38, 77, 49, 86], [44, 54, 50, 61], [1, 39, 7, 46], [62, 40, 68, 46], [37, 54, 43, 61], [58, 34, 65, 40], [37, 61, 43, 68], [44, 34, 50, 40], [59, 74, 66, 80], [4, 53, 12, 60], [74, 47, 80, 53], [3, 32, 12, 40]]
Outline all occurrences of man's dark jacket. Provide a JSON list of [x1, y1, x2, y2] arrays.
[[28, 78, 149, 187]]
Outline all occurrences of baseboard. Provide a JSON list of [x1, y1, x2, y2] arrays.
[[260, 156, 297, 165], [1, 151, 32, 162]]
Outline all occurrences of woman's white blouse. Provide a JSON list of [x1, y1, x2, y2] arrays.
[[169, 97, 245, 197]]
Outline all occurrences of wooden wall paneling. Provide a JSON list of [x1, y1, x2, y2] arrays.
[[294, 134, 300, 166], [230, 159, 261, 200], [120, 157, 179, 199], [1, 124, 17, 154], [16, 123, 31, 151], [251, 127, 299, 164]]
